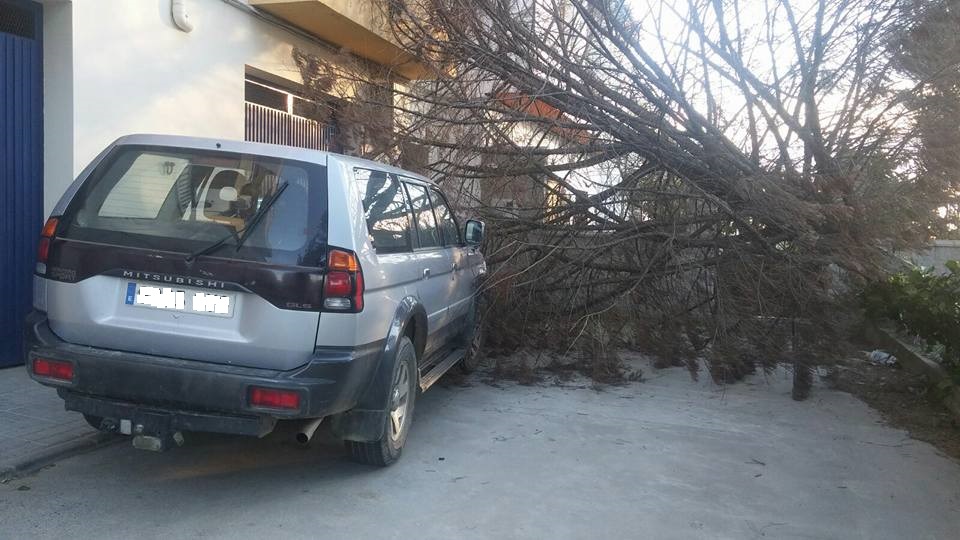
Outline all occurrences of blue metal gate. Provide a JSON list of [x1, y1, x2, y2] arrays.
[[0, 0, 43, 367]]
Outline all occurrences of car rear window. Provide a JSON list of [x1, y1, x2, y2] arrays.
[[59, 145, 328, 266]]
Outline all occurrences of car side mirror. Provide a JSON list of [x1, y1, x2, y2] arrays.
[[464, 219, 485, 245]]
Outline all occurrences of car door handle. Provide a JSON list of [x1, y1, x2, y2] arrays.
[[422, 268, 431, 279]]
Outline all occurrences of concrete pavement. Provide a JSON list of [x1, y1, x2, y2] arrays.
[[0, 366, 112, 479], [1, 362, 958, 539]]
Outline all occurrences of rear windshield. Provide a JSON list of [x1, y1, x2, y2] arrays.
[[59, 145, 328, 266]]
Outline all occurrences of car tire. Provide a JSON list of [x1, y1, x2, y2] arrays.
[[344, 336, 417, 467], [460, 302, 484, 373]]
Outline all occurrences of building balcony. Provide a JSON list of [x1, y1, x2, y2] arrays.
[[250, 0, 429, 79]]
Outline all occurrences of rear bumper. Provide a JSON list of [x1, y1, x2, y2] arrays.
[[61, 391, 277, 437], [23, 311, 382, 436]]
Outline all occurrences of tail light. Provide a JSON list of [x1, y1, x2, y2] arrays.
[[250, 387, 301, 410], [33, 358, 74, 382], [36, 217, 59, 274], [323, 249, 364, 311]]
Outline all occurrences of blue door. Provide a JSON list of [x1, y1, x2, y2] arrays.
[[0, 0, 43, 367]]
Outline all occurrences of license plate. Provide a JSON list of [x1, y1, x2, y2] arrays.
[[124, 282, 235, 317]]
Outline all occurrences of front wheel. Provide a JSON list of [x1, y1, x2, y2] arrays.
[[460, 302, 485, 373], [344, 336, 417, 466]]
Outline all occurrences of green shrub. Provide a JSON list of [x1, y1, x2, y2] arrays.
[[861, 261, 960, 383]]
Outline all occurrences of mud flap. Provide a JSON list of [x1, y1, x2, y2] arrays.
[[328, 408, 387, 442], [330, 297, 426, 442]]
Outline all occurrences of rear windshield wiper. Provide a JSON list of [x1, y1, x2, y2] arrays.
[[185, 182, 289, 262]]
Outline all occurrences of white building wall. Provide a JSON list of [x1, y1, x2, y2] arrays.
[[41, 0, 349, 215], [42, 0, 74, 216]]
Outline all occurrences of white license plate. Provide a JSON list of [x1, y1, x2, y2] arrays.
[[123, 282, 235, 317]]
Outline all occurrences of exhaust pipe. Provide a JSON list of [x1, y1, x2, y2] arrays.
[[295, 418, 323, 445]]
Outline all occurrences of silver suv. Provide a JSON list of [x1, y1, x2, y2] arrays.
[[25, 134, 486, 466]]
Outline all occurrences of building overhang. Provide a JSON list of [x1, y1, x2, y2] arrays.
[[250, 0, 430, 79]]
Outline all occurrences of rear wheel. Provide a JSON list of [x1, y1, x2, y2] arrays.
[[344, 336, 417, 466]]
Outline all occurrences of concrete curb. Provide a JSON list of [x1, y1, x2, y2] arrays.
[[867, 323, 960, 422], [0, 432, 122, 483]]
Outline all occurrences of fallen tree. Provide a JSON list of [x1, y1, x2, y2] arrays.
[[294, 0, 953, 397]]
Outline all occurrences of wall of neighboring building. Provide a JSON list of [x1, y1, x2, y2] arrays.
[[898, 240, 960, 274], [478, 120, 607, 218], [41, 0, 355, 215]]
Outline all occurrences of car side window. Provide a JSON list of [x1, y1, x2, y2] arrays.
[[404, 182, 441, 249], [355, 168, 413, 253], [430, 188, 460, 246]]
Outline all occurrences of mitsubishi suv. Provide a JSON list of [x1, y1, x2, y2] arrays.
[[24, 134, 486, 466]]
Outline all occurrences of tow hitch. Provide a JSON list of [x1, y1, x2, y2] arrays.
[[121, 413, 186, 452], [133, 431, 185, 452], [97, 411, 186, 452]]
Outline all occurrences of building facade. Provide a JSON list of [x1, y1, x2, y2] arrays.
[[0, 0, 420, 365]]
